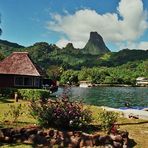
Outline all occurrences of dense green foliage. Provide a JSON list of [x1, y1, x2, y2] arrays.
[[60, 60, 148, 85], [0, 88, 50, 101], [0, 88, 16, 97], [106, 49, 148, 66], [0, 40, 24, 56], [30, 95, 92, 129], [0, 39, 148, 71], [17, 89, 50, 101], [0, 39, 148, 85]]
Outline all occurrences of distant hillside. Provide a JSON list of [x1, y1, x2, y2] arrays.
[[24, 42, 100, 70], [99, 49, 148, 66], [0, 33, 148, 71], [0, 39, 24, 56], [25, 42, 60, 69]]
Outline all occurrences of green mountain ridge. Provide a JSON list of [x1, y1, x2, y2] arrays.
[[0, 39, 24, 56], [0, 32, 148, 72]]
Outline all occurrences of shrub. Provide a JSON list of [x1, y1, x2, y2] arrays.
[[17, 89, 50, 101], [98, 109, 119, 131], [30, 95, 92, 129], [0, 88, 17, 97]]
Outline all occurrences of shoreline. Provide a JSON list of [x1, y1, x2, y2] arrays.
[[59, 83, 148, 87], [101, 106, 148, 120], [94, 84, 148, 87]]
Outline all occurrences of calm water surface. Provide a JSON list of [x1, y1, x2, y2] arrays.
[[55, 87, 148, 108]]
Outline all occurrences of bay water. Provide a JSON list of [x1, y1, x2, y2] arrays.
[[54, 86, 148, 109]]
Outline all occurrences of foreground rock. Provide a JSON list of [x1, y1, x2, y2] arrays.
[[0, 126, 129, 147]]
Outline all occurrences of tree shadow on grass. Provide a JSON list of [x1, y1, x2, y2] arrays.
[[118, 121, 148, 126], [128, 138, 137, 148], [55, 124, 102, 134], [80, 124, 102, 134], [0, 121, 37, 129], [0, 97, 14, 103]]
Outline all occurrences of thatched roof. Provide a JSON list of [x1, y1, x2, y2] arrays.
[[0, 52, 44, 76]]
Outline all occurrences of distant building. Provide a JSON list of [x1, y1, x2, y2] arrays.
[[136, 77, 148, 86], [0, 52, 44, 88], [79, 81, 92, 88]]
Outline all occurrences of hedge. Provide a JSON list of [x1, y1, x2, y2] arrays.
[[17, 89, 50, 101], [0, 88, 51, 101]]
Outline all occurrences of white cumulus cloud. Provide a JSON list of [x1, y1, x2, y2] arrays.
[[116, 41, 148, 50], [47, 0, 148, 49]]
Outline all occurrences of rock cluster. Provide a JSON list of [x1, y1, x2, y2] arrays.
[[0, 126, 129, 147]]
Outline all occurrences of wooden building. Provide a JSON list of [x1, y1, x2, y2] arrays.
[[0, 52, 44, 88], [136, 77, 148, 86]]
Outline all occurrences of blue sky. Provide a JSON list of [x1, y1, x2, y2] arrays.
[[0, 0, 148, 51]]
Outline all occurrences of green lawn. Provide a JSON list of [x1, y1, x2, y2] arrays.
[[0, 97, 148, 148], [0, 143, 32, 148], [0, 97, 36, 128], [89, 105, 148, 148]]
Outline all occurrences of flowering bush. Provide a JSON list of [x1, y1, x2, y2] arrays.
[[30, 94, 92, 129]]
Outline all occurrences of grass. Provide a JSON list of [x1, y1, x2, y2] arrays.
[[0, 143, 32, 148], [86, 105, 148, 148], [118, 118, 148, 148], [0, 97, 148, 148], [0, 97, 36, 128]]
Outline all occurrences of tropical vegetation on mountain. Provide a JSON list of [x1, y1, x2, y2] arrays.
[[60, 60, 148, 85], [0, 32, 148, 85]]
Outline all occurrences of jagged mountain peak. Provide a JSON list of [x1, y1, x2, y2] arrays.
[[89, 32, 103, 40], [83, 32, 110, 55], [63, 43, 76, 50], [65, 43, 75, 49]]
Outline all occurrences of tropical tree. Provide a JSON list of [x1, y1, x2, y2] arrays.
[[46, 65, 63, 80]]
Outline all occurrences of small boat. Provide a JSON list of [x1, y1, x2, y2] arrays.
[[79, 81, 92, 88]]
